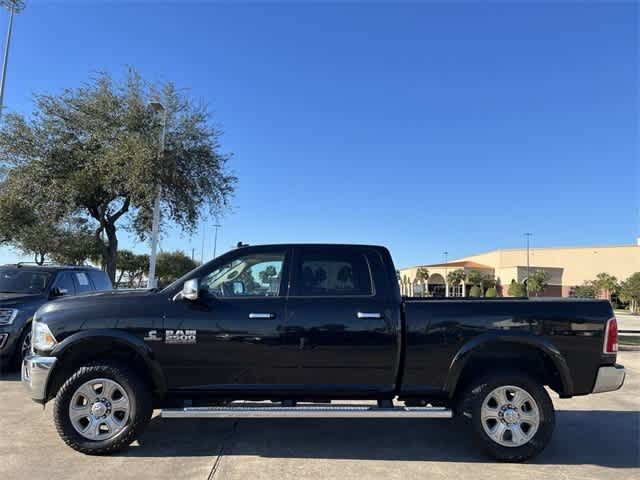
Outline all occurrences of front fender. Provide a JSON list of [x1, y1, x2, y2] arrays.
[[444, 332, 573, 397], [48, 329, 166, 397]]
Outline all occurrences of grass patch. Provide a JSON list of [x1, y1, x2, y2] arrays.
[[620, 335, 640, 346]]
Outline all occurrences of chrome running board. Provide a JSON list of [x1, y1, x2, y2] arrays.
[[161, 405, 452, 419]]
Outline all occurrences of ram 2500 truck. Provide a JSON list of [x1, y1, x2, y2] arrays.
[[22, 244, 625, 461]]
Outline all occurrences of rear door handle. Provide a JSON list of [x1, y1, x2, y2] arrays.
[[249, 313, 276, 319], [357, 312, 383, 319]]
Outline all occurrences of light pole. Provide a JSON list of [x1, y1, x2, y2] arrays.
[[147, 102, 166, 289], [443, 250, 449, 297], [212, 223, 221, 258], [524, 232, 533, 295], [0, 1, 25, 119], [200, 223, 205, 264]]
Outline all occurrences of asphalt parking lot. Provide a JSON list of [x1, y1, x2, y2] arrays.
[[1, 351, 638, 480]]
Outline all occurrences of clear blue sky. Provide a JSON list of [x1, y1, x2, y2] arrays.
[[0, 1, 638, 269]]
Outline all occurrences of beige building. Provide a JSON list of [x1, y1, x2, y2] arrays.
[[399, 240, 640, 297]]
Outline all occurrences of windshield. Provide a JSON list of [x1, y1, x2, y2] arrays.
[[0, 268, 51, 294]]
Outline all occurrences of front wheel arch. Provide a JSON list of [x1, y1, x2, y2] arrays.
[[46, 335, 166, 403]]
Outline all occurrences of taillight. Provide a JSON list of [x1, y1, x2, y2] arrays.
[[603, 317, 618, 354]]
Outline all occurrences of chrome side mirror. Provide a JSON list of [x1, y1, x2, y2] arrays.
[[182, 278, 199, 300]]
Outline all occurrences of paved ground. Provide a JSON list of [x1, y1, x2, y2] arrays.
[[1, 353, 638, 480], [617, 313, 640, 332]]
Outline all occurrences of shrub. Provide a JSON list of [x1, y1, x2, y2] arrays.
[[485, 287, 498, 298], [469, 285, 482, 297], [508, 280, 526, 297]]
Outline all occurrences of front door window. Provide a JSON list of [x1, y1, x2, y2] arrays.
[[200, 252, 285, 297]]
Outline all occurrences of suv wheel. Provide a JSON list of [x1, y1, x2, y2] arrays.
[[12, 325, 32, 368], [53, 362, 152, 455], [462, 371, 555, 462]]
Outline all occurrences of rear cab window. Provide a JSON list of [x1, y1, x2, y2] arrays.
[[293, 248, 373, 297]]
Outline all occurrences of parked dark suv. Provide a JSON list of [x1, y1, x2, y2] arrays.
[[0, 263, 112, 370]]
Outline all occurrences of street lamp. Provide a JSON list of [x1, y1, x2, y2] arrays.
[[212, 223, 221, 258], [524, 232, 533, 296], [147, 101, 166, 289], [443, 250, 449, 297], [0, 1, 26, 119]]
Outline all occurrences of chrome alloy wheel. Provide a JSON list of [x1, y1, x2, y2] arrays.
[[69, 378, 131, 441], [20, 330, 31, 360], [480, 385, 540, 447]]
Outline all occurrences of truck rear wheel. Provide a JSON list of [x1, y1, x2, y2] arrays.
[[463, 371, 555, 462], [53, 362, 152, 455]]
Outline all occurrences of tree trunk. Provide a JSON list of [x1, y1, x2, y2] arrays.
[[116, 270, 125, 288], [103, 223, 118, 284], [35, 251, 46, 265]]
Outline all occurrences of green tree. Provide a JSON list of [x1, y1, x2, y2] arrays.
[[467, 270, 492, 296], [259, 265, 279, 285], [0, 69, 236, 282], [593, 273, 619, 301], [415, 267, 430, 297], [116, 250, 136, 286], [527, 270, 550, 297], [447, 269, 466, 296], [0, 178, 100, 265], [115, 250, 149, 287], [619, 273, 640, 314], [508, 280, 526, 297], [156, 250, 198, 287], [572, 281, 597, 298]]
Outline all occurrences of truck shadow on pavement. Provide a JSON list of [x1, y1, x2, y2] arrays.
[[128, 411, 639, 467]]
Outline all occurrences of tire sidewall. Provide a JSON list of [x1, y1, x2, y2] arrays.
[[469, 372, 555, 462], [54, 363, 151, 454], [13, 323, 31, 368]]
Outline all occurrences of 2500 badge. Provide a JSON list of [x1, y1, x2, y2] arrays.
[[144, 329, 197, 344]]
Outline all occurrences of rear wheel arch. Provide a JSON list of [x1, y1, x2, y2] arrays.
[[447, 335, 573, 399], [46, 334, 166, 403]]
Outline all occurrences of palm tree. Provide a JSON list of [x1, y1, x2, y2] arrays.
[[466, 270, 488, 296], [594, 273, 619, 301], [447, 269, 466, 297], [416, 267, 430, 297]]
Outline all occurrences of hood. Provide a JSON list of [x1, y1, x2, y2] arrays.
[[0, 292, 45, 307], [35, 288, 165, 340]]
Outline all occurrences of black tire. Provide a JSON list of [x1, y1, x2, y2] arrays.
[[13, 324, 31, 368], [461, 371, 555, 462], [53, 362, 152, 455]]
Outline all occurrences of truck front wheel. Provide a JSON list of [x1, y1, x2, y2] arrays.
[[463, 372, 555, 462], [53, 362, 152, 455]]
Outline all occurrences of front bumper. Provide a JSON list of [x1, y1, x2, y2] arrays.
[[592, 364, 626, 394], [22, 355, 57, 403]]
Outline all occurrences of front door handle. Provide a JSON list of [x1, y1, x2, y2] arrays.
[[357, 312, 383, 319], [249, 312, 276, 319]]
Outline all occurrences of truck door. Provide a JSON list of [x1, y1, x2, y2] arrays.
[[284, 246, 400, 394], [160, 246, 291, 390]]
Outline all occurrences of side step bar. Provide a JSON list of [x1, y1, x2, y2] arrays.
[[161, 405, 453, 419]]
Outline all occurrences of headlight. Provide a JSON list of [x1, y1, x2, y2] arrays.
[[0, 308, 18, 325], [32, 321, 57, 352]]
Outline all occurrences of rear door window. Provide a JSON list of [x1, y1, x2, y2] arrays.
[[52, 272, 76, 296], [294, 249, 373, 296], [73, 272, 92, 294]]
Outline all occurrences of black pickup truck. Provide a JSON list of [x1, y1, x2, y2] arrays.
[[22, 244, 625, 461]]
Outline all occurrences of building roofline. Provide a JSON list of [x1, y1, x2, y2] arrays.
[[456, 243, 639, 259], [400, 242, 638, 271]]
